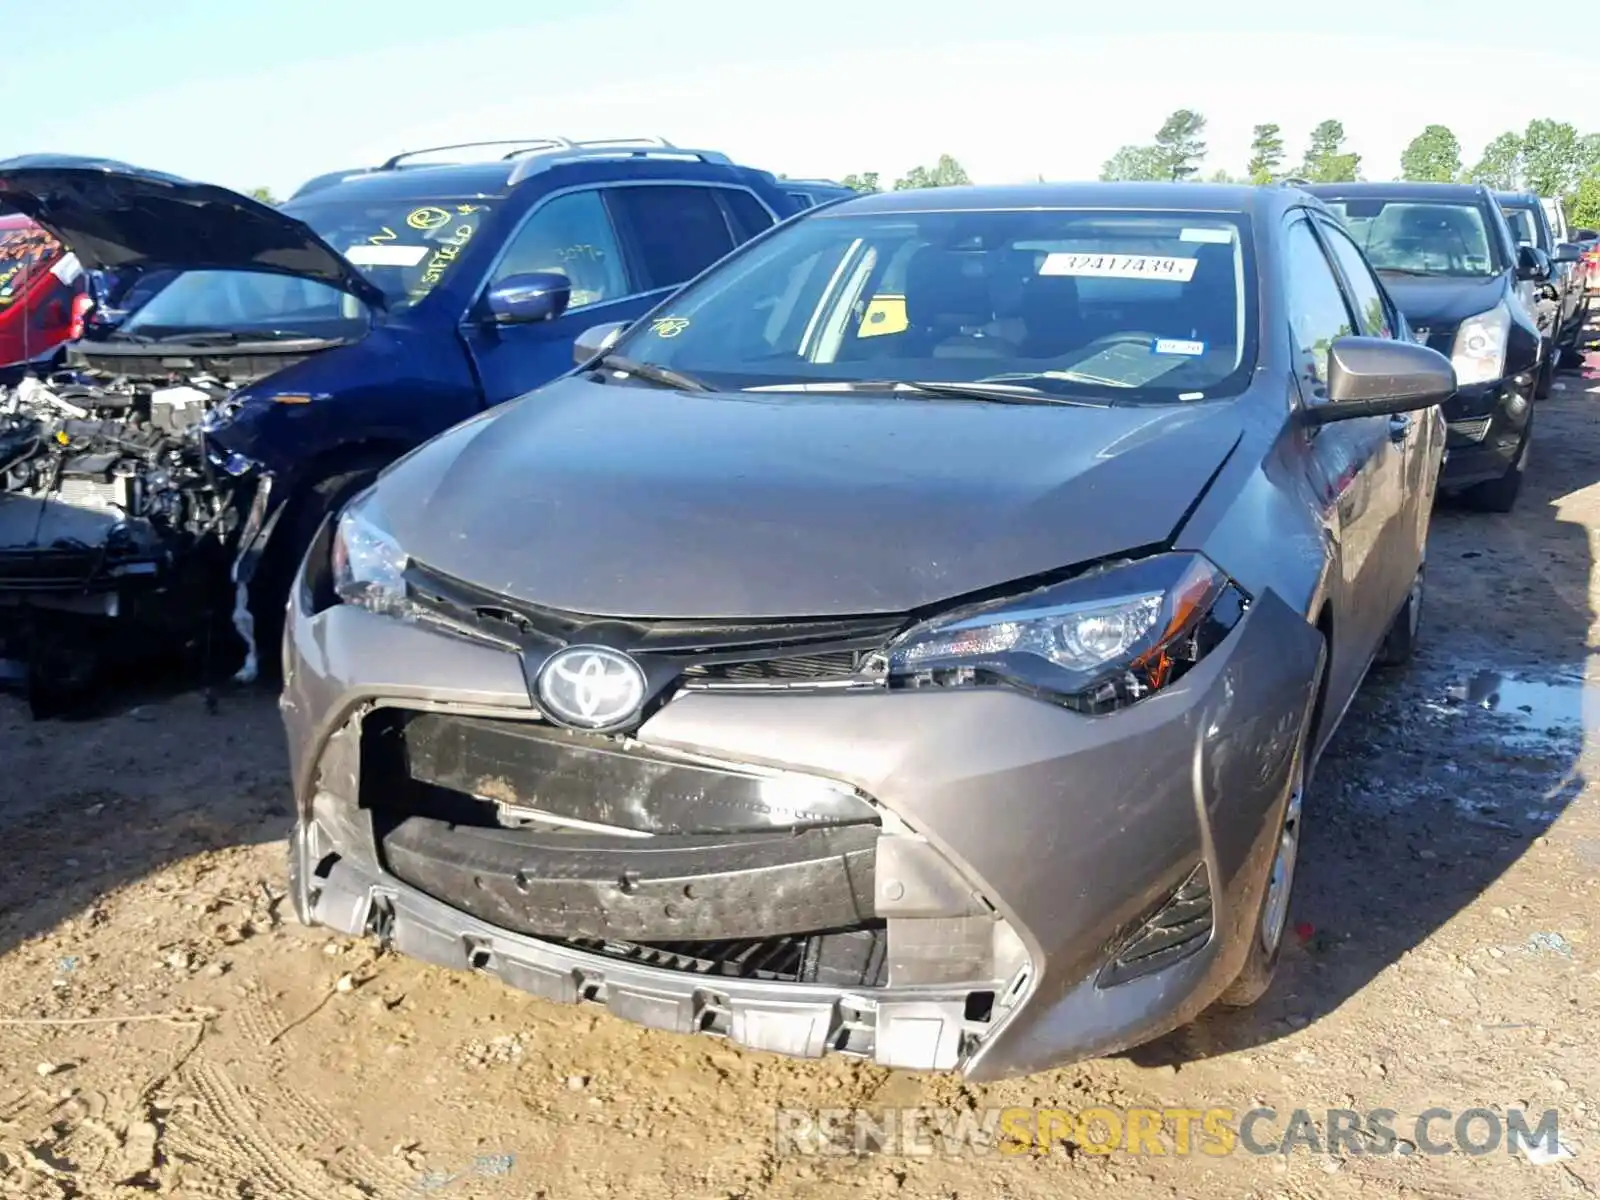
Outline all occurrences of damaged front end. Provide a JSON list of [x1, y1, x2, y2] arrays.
[[0, 350, 288, 712]]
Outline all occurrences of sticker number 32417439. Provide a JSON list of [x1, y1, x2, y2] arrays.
[[1039, 253, 1198, 283]]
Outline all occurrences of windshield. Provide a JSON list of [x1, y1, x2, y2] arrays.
[[0, 224, 65, 310], [1320, 198, 1503, 278], [608, 208, 1257, 403], [1500, 206, 1543, 249], [117, 269, 368, 341], [282, 195, 500, 309]]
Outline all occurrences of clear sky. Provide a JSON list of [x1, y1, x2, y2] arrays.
[[4, 0, 1594, 196]]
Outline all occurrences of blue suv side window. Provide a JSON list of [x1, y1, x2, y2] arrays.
[[606, 185, 741, 292], [492, 189, 627, 311]]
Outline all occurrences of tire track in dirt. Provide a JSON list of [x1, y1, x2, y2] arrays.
[[161, 985, 415, 1199]]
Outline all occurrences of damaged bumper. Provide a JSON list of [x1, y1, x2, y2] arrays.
[[282, 580, 1321, 1080]]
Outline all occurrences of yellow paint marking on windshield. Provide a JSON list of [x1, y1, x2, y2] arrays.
[[406, 206, 454, 231], [650, 316, 691, 338], [856, 294, 907, 338], [411, 223, 477, 297], [367, 226, 399, 245], [456, 204, 487, 215]]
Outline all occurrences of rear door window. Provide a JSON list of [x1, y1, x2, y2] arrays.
[[607, 185, 738, 291], [721, 189, 779, 243]]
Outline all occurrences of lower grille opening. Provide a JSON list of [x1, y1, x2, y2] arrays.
[[1098, 863, 1214, 988], [552, 924, 887, 987]]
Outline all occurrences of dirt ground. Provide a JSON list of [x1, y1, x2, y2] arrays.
[[3, 352, 1600, 1200]]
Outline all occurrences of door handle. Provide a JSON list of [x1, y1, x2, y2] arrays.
[[1388, 413, 1411, 444]]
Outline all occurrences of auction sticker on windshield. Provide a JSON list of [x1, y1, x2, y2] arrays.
[[1039, 253, 1198, 282], [345, 245, 430, 267]]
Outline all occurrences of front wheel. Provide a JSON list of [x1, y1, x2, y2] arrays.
[[1376, 565, 1423, 668], [1214, 651, 1323, 1009], [1534, 349, 1555, 400], [1459, 423, 1529, 514]]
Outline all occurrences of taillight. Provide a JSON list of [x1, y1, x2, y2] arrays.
[[68, 293, 94, 339]]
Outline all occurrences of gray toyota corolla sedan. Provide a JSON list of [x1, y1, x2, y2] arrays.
[[280, 183, 1452, 1080]]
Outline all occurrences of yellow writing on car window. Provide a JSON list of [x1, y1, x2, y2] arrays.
[[456, 204, 486, 215], [408, 223, 477, 301], [650, 316, 691, 338], [406, 206, 454, 232], [367, 226, 399, 245], [559, 244, 607, 264]]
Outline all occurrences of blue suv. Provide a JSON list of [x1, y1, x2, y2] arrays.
[[0, 140, 799, 688]]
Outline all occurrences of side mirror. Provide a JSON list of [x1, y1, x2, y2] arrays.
[[1574, 229, 1598, 242], [485, 272, 570, 325], [572, 321, 627, 365], [1307, 336, 1456, 423], [1553, 242, 1582, 264], [1515, 244, 1552, 281]]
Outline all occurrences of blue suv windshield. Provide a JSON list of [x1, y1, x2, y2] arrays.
[[118, 269, 370, 340], [282, 195, 502, 309]]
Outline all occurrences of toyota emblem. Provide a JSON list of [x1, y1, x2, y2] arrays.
[[536, 645, 648, 731]]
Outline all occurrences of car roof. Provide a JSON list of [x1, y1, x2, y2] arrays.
[[1492, 190, 1543, 208], [287, 138, 770, 203], [815, 181, 1319, 222], [1301, 180, 1491, 204]]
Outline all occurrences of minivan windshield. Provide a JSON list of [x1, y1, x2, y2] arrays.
[[116, 270, 369, 341], [1320, 198, 1504, 278], [609, 208, 1256, 403], [283, 195, 501, 309]]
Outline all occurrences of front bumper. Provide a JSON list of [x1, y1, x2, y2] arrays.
[[282, 580, 1322, 1080], [1438, 376, 1533, 491]]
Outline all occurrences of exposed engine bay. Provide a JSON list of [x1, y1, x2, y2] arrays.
[[0, 371, 237, 578], [0, 354, 270, 713]]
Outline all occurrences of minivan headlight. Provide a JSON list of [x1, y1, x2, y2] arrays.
[[1451, 301, 1510, 386], [886, 553, 1248, 713]]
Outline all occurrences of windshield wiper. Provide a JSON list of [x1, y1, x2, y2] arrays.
[[594, 353, 712, 392], [153, 329, 322, 344], [740, 379, 1105, 406], [1374, 267, 1439, 277]]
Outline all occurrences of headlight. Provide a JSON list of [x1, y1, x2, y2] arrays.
[[1450, 302, 1510, 386], [329, 494, 410, 614], [886, 553, 1247, 714]]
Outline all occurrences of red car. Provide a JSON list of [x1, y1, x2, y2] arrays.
[[0, 212, 82, 368]]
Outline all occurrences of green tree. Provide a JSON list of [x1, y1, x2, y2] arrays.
[[1400, 125, 1462, 182], [1580, 133, 1600, 180], [1569, 174, 1600, 230], [1300, 120, 1360, 183], [893, 154, 971, 191], [1208, 168, 1236, 183], [1153, 108, 1207, 181], [1521, 118, 1581, 196], [248, 186, 279, 206], [1099, 144, 1167, 182], [840, 171, 881, 194], [1246, 123, 1285, 184], [1467, 131, 1523, 189]]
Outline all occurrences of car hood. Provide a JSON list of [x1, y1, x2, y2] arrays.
[[376, 377, 1245, 619], [0, 155, 386, 310], [1380, 273, 1508, 330]]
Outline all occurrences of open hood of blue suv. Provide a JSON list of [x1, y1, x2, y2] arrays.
[[0, 155, 387, 310]]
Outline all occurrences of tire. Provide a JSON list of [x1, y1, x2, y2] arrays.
[[1533, 349, 1554, 400], [249, 459, 389, 682], [1215, 648, 1324, 1009], [1460, 423, 1529, 514], [1376, 564, 1423, 668]]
